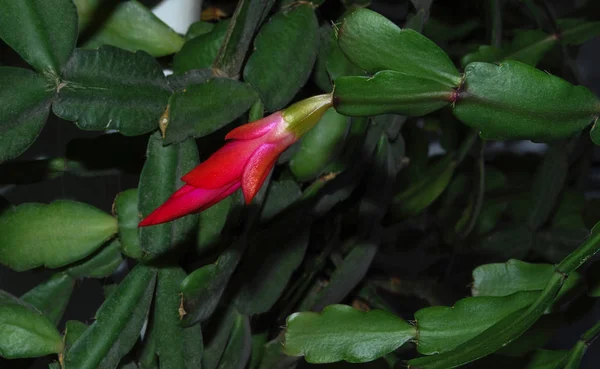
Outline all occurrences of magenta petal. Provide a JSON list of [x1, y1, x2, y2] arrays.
[[241, 143, 281, 204], [225, 112, 283, 141], [139, 182, 240, 227]]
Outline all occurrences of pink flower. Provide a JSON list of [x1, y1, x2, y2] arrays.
[[139, 94, 332, 227]]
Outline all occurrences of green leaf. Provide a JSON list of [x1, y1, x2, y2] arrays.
[[498, 314, 564, 356], [64, 264, 157, 369], [181, 241, 246, 325], [504, 30, 557, 67], [138, 133, 200, 258], [558, 18, 600, 45], [326, 24, 364, 83], [249, 333, 267, 369], [409, 273, 565, 369], [84, 0, 184, 57], [284, 305, 415, 363], [66, 239, 123, 278], [232, 224, 309, 315], [0, 298, 64, 359], [173, 20, 230, 74], [477, 226, 533, 259], [73, 0, 101, 31], [197, 196, 232, 256], [453, 61, 599, 140], [0, 200, 117, 271], [21, 273, 75, 325], [154, 267, 203, 369], [312, 25, 335, 92], [290, 108, 349, 181], [244, 4, 319, 111], [185, 21, 215, 40], [0, 67, 53, 162], [337, 8, 461, 87], [203, 308, 238, 369], [0, 0, 77, 73], [53, 46, 171, 136], [164, 78, 258, 143], [260, 180, 302, 221], [212, 0, 276, 77], [472, 259, 583, 300], [392, 155, 455, 219], [333, 70, 453, 117], [114, 189, 143, 259], [461, 45, 503, 67], [65, 320, 89, 350], [415, 291, 540, 355], [258, 335, 298, 369], [587, 261, 600, 297], [523, 350, 569, 369], [214, 311, 251, 369]]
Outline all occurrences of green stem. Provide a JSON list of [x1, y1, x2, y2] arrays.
[[489, 0, 503, 48], [460, 142, 485, 239], [557, 228, 600, 274], [581, 318, 600, 344], [455, 129, 478, 165]]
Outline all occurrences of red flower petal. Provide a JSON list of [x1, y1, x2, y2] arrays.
[[241, 143, 282, 204], [225, 112, 282, 141], [138, 182, 240, 227], [181, 140, 259, 189]]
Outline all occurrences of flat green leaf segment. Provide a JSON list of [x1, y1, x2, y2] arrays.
[[337, 8, 461, 87], [53, 46, 171, 136], [333, 70, 453, 117], [83, 0, 184, 57], [454, 61, 600, 140], [244, 4, 319, 111], [0, 67, 54, 162], [66, 239, 123, 279], [415, 291, 540, 355], [0, 0, 77, 73], [21, 273, 74, 325], [174, 20, 230, 74], [284, 304, 415, 363], [0, 201, 117, 271], [64, 264, 156, 369], [472, 259, 582, 299], [114, 189, 143, 259], [138, 133, 199, 257], [165, 78, 258, 143], [0, 292, 64, 359]]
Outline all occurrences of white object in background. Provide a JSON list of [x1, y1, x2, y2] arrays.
[[152, 0, 203, 35]]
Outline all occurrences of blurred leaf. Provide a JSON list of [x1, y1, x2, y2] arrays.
[[260, 180, 302, 221], [423, 18, 479, 43], [284, 305, 415, 363], [84, 1, 184, 57], [154, 267, 203, 369], [337, 8, 461, 87], [53, 46, 171, 136], [523, 350, 569, 369], [114, 189, 143, 259], [498, 314, 563, 356], [0, 0, 77, 73], [212, 0, 276, 77], [259, 335, 298, 369], [290, 109, 350, 181], [197, 196, 232, 256], [461, 45, 503, 67], [214, 311, 251, 369], [244, 4, 318, 111], [21, 273, 75, 325], [64, 264, 157, 369], [392, 155, 455, 219], [551, 191, 586, 229], [73, 0, 101, 30], [232, 224, 309, 315], [558, 18, 600, 45], [138, 133, 200, 258], [181, 240, 246, 325], [333, 70, 453, 117], [0, 201, 117, 271], [0, 67, 53, 162], [472, 259, 583, 302], [164, 78, 257, 143], [0, 294, 64, 359], [477, 225, 533, 259], [185, 21, 215, 40], [533, 227, 590, 263], [528, 144, 569, 230], [174, 20, 230, 74], [415, 291, 540, 355], [249, 333, 267, 369], [453, 61, 599, 140], [587, 261, 600, 297], [65, 320, 89, 350], [313, 24, 335, 92], [504, 30, 557, 67], [203, 308, 237, 369], [66, 239, 123, 278]]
